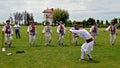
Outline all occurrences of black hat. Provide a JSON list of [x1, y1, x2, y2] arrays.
[[6, 20, 10, 22], [30, 21, 34, 23], [59, 21, 63, 24]]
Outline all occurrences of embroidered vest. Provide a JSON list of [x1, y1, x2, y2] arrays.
[[59, 25, 64, 35], [5, 25, 11, 33], [30, 25, 35, 35], [110, 25, 116, 35], [46, 26, 50, 32], [30, 25, 35, 32], [92, 26, 97, 33]]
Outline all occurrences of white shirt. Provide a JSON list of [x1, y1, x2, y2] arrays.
[[57, 25, 66, 34], [42, 26, 52, 34], [70, 28, 92, 40], [2, 25, 13, 34], [105, 25, 118, 34], [90, 26, 98, 36], [27, 25, 37, 35], [14, 24, 20, 30], [71, 27, 80, 36]]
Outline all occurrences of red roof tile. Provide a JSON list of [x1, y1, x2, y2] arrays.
[[43, 8, 54, 13]]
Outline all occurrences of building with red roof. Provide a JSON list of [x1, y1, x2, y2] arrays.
[[43, 8, 54, 25]]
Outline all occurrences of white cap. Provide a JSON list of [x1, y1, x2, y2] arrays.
[[6, 53, 12, 56], [2, 48, 6, 52]]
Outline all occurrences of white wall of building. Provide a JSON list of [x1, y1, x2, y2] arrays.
[[43, 13, 53, 25]]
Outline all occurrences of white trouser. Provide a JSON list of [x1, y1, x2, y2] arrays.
[[110, 34, 116, 44], [29, 35, 36, 45], [81, 41, 94, 59], [73, 37, 78, 45], [45, 34, 51, 45], [58, 34, 64, 43], [5, 34, 12, 43], [92, 35, 96, 44]]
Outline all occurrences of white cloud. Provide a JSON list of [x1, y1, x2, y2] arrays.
[[0, 0, 120, 23]]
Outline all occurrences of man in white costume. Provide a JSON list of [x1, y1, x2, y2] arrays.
[[42, 22, 52, 46], [90, 22, 98, 45], [27, 21, 37, 46], [105, 20, 118, 46], [70, 28, 94, 60], [71, 24, 79, 45], [57, 21, 66, 45], [2, 20, 13, 51]]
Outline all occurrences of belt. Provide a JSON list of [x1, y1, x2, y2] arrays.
[[86, 38, 93, 43], [5, 32, 10, 34]]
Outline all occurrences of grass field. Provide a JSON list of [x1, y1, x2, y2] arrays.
[[0, 26, 120, 68]]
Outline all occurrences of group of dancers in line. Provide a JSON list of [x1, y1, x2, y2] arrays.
[[2, 19, 117, 61]]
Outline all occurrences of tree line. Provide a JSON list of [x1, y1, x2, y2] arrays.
[[1, 8, 120, 28], [7, 10, 34, 26], [66, 18, 120, 28]]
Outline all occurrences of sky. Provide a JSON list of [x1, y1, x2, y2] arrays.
[[0, 0, 120, 23]]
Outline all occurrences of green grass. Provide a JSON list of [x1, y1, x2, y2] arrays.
[[0, 26, 120, 68]]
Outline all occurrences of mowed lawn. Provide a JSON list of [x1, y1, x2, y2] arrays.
[[0, 26, 120, 68]]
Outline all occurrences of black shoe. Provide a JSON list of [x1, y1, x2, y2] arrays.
[[62, 43, 63, 45], [89, 58, 93, 61], [112, 43, 114, 46], [49, 40, 51, 44], [58, 43, 60, 46], [8, 44, 11, 48]]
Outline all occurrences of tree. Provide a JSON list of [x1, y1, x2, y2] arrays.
[[97, 20, 100, 25], [14, 12, 23, 24], [52, 8, 69, 25], [66, 20, 72, 27], [9, 14, 13, 24], [99, 20, 104, 27], [26, 13, 34, 25], [87, 18, 95, 25], [82, 20, 87, 28], [113, 18, 118, 24], [82, 18, 95, 27], [105, 20, 110, 25], [13, 11, 34, 25], [100, 20, 103, 25]]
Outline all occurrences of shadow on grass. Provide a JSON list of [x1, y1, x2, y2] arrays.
[[32, 45, 41, 47], [7, 46, 16, 48], [84, 59, 100, 63], [31, 45, 59, 47], [61, 44, 70, 47]]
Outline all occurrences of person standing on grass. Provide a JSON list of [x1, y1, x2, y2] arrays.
[[57, 21, 66, 45], [71, 24, 79, 45], [90, 22, 98, 45], [14, 21, 21, 39], [70, 27, 94, 61], [105, 20, 118, 46], [2, 20, 13, 51], [27, 21, 37, 46], [42, 22, 52, 46]]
